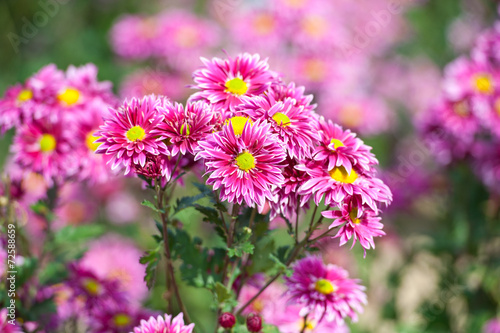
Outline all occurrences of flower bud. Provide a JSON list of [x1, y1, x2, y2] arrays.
[[246, 313, 262, 332], [219, 312, 236, 329]]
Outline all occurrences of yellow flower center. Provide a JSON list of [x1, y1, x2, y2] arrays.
[[180, 123, 190, 136], [315, 278, 337, 295], [298, 318, 316, 332], [453, 100, 469, 117], [83, 278, 102, 296], [85, 132, 101, 151], [330, 138, 345, 149], [329, 166, 358, 184], [253, 299, 264, 313], [302, 15, 328, 37], [228, 116, 252, 136], [126, 125, 146, 141], [225, 78, 248, 96], [17, 89, 33, 102], [113, 314, 131, 327], [175, 25, 199, 48], [58, 88, 80, 106], [272, 112, 291, 127], [349, 208, 361, 224], [303, 59, 326, 82], [495, 98, 500, 117], [39, 134, 56, 152], [236, 151, 255, 172], [284, 0, 306, 8], [473, 73, 493, 94], [253, 13, 275, 35]]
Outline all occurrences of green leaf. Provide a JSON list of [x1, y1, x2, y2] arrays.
[[214, 282, 232, 303], [173, 193, 206, 215], [269, 253, 292, 277], [262, 324, 281, 333], [233, 325, 250, 333], [53, 224, 105, 244], [140, 244, 162, 289], [248, 237, 276, 275], [141, 199, 164, 214]]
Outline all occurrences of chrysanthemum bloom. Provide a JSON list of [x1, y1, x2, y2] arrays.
[[190, 53, 278, 112], [110, 15, 164, 59], [154, 101, 216, 156], [429, 97, 480, 140], [237, 281, 286, 316], [195, 120, 286, 207], [120, 70, 189, 101], [0, 308, 22, 333], [229, 8, 284, 54], [472, 24, 500, 67], [483, 318, 500, 333], [322, 198, 385, 256], [95, 95, 170, 175], [67, 264, 125, 311], [132, 313, 194, 333], [285, 256, 366, 325], [269, 157, 311, 220], [297, 161, 392, 213], [266, 82, 316, 114], [443, 56, 499, 101], [158, 10, 220, 70], [92, 305, 156, 333], [320, 95, 394, 137], [11, 119, 78, 185], [314, 118, 378, 174], [79, 235, 148, 305], [0, 84, 31, 133], [64, 63, 116, 106], [238, 95, 320, 159]]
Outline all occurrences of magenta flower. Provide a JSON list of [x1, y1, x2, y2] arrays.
[[95, 95, 170, 175], [238, 95, 320, 159], [0, 308, 22, 333], [484, 318, 500, 333], [322, 199, 385, 256], [285, 256, 366, 325], [11, 119, 78, 185], [92, 305, 156, 333], [190, 53, 278, 112], [195, 120, 286, 207], [314, 118, 378, 174], [132, 313, 194, 333], [154, 101, 216, 157], [267, 82, 316, 113], [120, 70, 189, 101], [297, 161, 392, 213]]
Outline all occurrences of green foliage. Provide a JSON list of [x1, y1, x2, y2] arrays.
[[141, 199, 165, 214], [140, 244, 162, 289]]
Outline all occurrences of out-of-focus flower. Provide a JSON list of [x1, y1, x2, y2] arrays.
[[484, 318, 500, 333], [131, 313, 194, 333], [285, 256, 366, 325], [92, 305, 156, 333], [246, 313, 263, 333], [79, 235, 148, 305], [120, 70, 189, 101], [0, 308, 22, 333], [195, 120, 286, 208]]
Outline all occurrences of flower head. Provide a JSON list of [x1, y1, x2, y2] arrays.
[[95, 95, 170, 175], [238, 94, 320, 159], [195, 120, 286, 207], [132, 313, 194, 333], [154, 101, 216, 156], [0, 309, 22, 333], [285, 256, 366, 325], [190, 53, 278, 112]]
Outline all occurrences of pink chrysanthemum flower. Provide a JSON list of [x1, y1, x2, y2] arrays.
[[0, 308, 22, 333], [322, 199, 385, 256], [443, 56, 499, 101], [195, 120, 286, 207], [11, 119, 78, 185], [190, 53, 278, 112], [92, 305, 156, 333], [67, 264, 125, 311], [95, 95, 170, 175], [297, 161, 392, 213], [285, 256, 366, 325], [154, 101, 216, 157], [483, 318, 500, 333], [64, 63, 116, 105], [314, 118, 378, 174], [266, 82, 316, 113], [0, 85, 32, 133], [132, 313, 194, 333], [110, 15, 163, 59], [473, 24, 500, 66], [120, 70, 189, 101], [79, 235, 148, 305], [238, 95, 320, 159]]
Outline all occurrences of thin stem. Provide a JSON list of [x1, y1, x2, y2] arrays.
[[156, 179, 192, 325], [300, 314, 309, 333], [294, 205, 300, 245]]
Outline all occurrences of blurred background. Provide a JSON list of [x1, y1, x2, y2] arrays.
[[1, 0, 500, 332]]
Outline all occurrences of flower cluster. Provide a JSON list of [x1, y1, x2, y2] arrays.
[[0, 64, 117, 185], [420, 20, 500, 192]]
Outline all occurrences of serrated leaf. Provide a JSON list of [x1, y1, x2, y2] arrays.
[[173, 193, 206, 215], [140, 244, 162, 289], [141, 200, 164, 213]]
